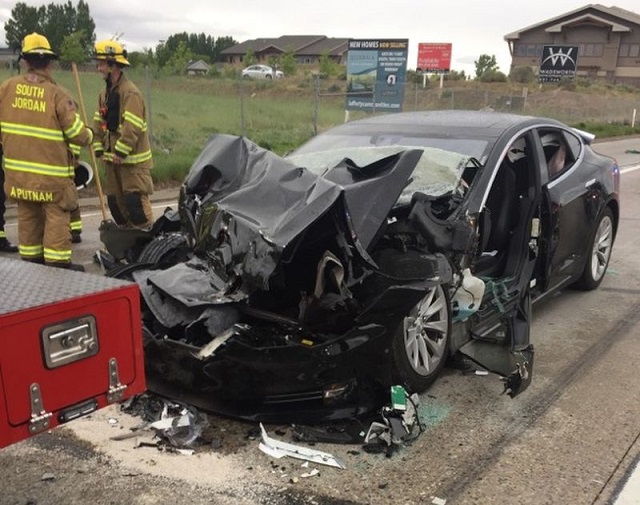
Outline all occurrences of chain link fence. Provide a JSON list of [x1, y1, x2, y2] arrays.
[[305, 76, 640, 135]]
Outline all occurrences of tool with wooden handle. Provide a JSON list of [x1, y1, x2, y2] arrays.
[[71, 62, 110, 224]]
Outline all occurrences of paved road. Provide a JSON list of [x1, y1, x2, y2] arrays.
[[1, 138, 640, 505]]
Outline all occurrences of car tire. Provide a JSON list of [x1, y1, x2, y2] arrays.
[[574, 207, 614, 291], [265, 74, 272, 79], [137, 232, 190, 269], [391, 284, 451, 392]]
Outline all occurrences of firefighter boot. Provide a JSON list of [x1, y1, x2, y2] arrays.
[[0, 237, 18, 253]]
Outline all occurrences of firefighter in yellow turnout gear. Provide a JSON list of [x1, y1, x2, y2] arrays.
[[0, 33, 93, 270], [92, 40, 154, 229]]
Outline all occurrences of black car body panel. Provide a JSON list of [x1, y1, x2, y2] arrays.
[[107, 111, 619, 423]]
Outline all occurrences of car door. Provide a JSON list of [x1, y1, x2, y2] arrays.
[[469, 130, 541, 323], [535, 127, 591, 293], [461, 130, 541, 397]]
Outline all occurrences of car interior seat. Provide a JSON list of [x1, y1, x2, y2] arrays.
[[476, 160, 517, 277], [547, 144, 567, 177]]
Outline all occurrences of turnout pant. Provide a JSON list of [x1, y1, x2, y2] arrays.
[[104, 163, 154, 228], [0, 166, 7, 237], [17, 199, 73, 266]]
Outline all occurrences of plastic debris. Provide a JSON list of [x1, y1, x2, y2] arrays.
[[258, 423, 346, 469], [300, 468, 320, 478], [117, 393, 209, 449], [363, 386, 423, 456]]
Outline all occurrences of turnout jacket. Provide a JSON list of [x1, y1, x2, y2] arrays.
[[92, 73, 153, 169], [0, 69, 93, 197]]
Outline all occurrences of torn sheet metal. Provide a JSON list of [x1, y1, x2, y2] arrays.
[[258, 423, 346, 469]]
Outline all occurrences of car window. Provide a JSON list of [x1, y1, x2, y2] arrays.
[[562, 130, 582, 160], [538, 128, 575, 179]]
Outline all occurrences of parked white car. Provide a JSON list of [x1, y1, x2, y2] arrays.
[[241, 64, 284, 80]]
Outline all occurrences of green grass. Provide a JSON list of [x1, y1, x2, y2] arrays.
[[570, 121, 640, 138]]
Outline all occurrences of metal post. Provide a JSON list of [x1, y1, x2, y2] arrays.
[[372, 81, 376, 115], [239, 72, 245, 136], [145, 65, 153, 148], [313, 74, 320, 136]]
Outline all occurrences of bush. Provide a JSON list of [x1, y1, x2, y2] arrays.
[[509, 66, 535, 84], [478, 70, 508, 82]]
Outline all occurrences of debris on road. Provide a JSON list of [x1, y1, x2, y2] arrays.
[[113, 393, 209, 450], [363, 387, 422, 456], [258, 423, 346, 469]]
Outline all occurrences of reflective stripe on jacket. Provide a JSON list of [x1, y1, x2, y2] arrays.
[[0, 70, 93, 186], [92, 74, 153, 169]]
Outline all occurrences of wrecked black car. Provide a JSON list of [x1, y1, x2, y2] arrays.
[[106, 110, 619, 423]]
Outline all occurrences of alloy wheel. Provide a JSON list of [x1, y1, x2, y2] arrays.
[[402, 285, 450, 376]]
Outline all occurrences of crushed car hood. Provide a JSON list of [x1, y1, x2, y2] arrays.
[[182, 134, 423, 250], [145, 135, 425, 304]]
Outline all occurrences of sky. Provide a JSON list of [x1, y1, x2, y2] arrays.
[[1, 0, 640, 75]]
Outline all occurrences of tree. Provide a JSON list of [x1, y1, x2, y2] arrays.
[[4, 1, 95, 57], [509, 66, 536, 84], [163, 40, 193, 75], [74, 0, 96, 51], [478, 69, 508, 82], [443, 69, 467, 81], [243, 47, 257, 66], [319, 50, 338, 77], [279, 48, 296, 76], [4, 3, 43, 52], [214, 36, 236, 62], [157, 32, 238, 67], [127, 49, 154, 67], [59, 31, 87, 64], [474, 54, 499, 79]]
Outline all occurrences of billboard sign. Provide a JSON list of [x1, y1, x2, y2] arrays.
[[345, 39, 409, 112], [417, 43, 452, 73], [539, 45, 579, 83]]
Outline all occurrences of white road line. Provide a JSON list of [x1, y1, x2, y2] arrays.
[[621, 164, 640, 174], [613, 456, 640, 505]]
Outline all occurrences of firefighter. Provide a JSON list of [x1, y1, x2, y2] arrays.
[[0, 33, 93, 270], [70, 206, 82, 243], [0, 158, 19, 253], [92, 39, 154, 229]]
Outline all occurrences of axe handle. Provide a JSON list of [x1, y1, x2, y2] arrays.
[[71, 62, 109, 222]]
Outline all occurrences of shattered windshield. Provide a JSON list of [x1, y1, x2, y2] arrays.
[[287, 145, 474, 205]]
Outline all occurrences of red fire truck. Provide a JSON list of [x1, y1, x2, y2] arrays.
[[0, 257, 146, 448]]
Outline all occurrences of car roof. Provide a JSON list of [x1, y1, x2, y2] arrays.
[[329, 110, 562, 141]]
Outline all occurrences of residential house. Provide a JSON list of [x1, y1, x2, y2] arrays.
[[505, 4, 640, 85], [186, 59, 211, 76], [0, 47, 17, 68], [221, 35, 349, 65]]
